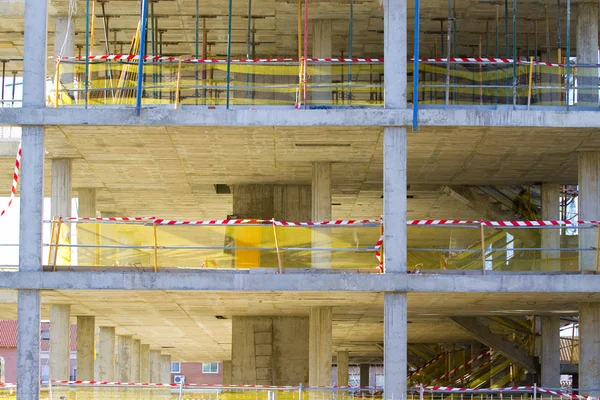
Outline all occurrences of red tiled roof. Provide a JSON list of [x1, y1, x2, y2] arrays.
[[0, 320, 77, 350], [0, 320, 17, 347]]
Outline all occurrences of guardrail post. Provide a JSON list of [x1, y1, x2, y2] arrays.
[[153, 221, 159, 272], [480, 223, 486, 274]]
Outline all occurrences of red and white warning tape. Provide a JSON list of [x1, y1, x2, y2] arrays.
[[0, 143, 21, 219], [51, 380, 299, 388], [536, 388, 590, 399], [53, 55, 384, 63], [452, 357, 493, 384], [53, 54, 600, 67], [408, 219, 599, 226], [274, 219, 378, 226], [64, 217, 155, 222], [424, 386, 534, 392], [427, 351, 492, 384], [408, 352, 447, 379]]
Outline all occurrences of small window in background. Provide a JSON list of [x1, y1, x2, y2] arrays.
[[171, 362, 181, 373], [202, 362, 219, 373]]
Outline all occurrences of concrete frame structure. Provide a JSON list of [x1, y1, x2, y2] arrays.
[[4, 0, 600, 396]]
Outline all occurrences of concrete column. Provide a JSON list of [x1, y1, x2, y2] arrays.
[[336, 351, 349, 387], [18, 0, 47, 394], [579, 303, 600, 395], [140, 344, 151, 383], [160, 355, 171, 384], [96, 327, 116, 381], [49, 304, 71, 380], [309, 306, 332, 386], [576, 1, 599, 106], [149, 350, 162, 383], [540, 316, 560, 388], [76, 316, 95, 381], [384, 0, 407, 108], [78, 188, 98, 266], [312, 162, 332, 269], [541, 184, 561, 271], [311, 20, 332, 105], [222, 361, 232, 385], [359, 364, 370, 387], [131, 339, 141, 383], [116, 335, 133, 382], [232, 184, 275, 219], [54, 16, 75, 82], [51, 159, 72, 266], [384, 293, 407, 399], [383, 128, 407, 272], [17, 291, 41, 400], [578, 152, 600, 271], [232, 316, 309, 385]]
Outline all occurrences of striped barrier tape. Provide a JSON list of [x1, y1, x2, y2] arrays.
[[427, 350, 492, 384], [424, 386, 534, 392], [51, 380, 299, 388], [408, 220, 599, 226], [536, 387, 590, 399], [408, 352, 447, 379], [52, 54, 600, 67], [0, 142, 21, 218], [54, 217, 599, 227], [451, 357, 493, 384]]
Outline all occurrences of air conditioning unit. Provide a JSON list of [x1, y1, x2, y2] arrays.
[[173, 375, 185, 384]]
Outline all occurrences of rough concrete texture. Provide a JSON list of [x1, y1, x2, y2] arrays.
[[140, 344, 151, 383], [77, 188, 98, 266], [312, 162, 332, 269], [578, 152, 600, 271], [309, 307, 332, 386], [50, 159, 72, 266], [116, 335, 133, 382], [336, 351, 349, 387], [579, 303, 600, 395], [49, 304, 70, 381], [96, 327, 116, 381], [76, 316, 95, 381], [541, 316, 560, 388], [149, 350, 162, 383], [16, 290, 41, 400], [541, 184, 560, 271], [160, 355, 172, 384], [131, 339, 141, 383], [222, 361, 232, 385], [232, 316, 309, 385], [384, 293, 407, 399]]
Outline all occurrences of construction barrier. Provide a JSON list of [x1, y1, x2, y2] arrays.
[[47, 57, 600, 108], [1, 218, 592, 272]]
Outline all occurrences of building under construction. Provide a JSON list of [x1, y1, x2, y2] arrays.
[[0, 0, 600, 398]]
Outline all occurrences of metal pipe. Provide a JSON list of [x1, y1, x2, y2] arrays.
[[303, 0, 309, 108], [225, 0, 232, 109], [1, 61, 5, 107], [566, 0, 570, 109], [544, 6, 550, 62], [512, 0, 517, 108], [504, 0, 508, 57], [195, 0, 199, 104], [445, 0, 451, 104], [412, 0, 420, 130], [151, 2, 156, 99], [11, 71, 16, 107], [135, 0, 149, 115], [534, 20, 538, 60], [348, 0, 353, 104], [85, 0, 90, 108], [245, 0, 252, 102]]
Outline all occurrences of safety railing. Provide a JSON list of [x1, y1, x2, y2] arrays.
[[45, 56, 600, 109], [49, 57, 384, 109], [1, 218, 598, 273], [409, 59, 600, 108], [2, 383, 598, 400]]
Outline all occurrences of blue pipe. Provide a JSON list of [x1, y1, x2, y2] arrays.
[[135, 0, 149, 116], [412, 0, 420, 130]]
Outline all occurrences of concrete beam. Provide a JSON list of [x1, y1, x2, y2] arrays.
[[449, 317, 538, 373], [5, 271, 600, 292], [7, 108, 600, 128]]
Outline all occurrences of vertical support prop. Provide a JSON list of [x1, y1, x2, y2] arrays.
[[153, 222, 158, 272], [445, 0, 451, 105], [54, 60, 61, 108], [85, 0, 90, 108], [272, 219, 284, 274], [480, 223, 486, 274], [225, 0, 233, 109], [135, 0, 149, 115], [512, 0, 517, 108], [413, 0, 420, 130], [527, 56, 534, 109], [565, 0, 570, 109], [174, 58, 182, 109], [53, 217, 63, 271]]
